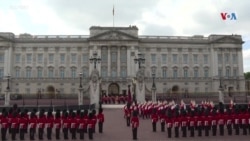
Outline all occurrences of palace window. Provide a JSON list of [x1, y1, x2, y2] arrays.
[[71, 67, 77, 78], [204, 54, 208, 64], [111, 52, 117, 63], [183, 68, 188, 78], [162, 67, 167, 78], [193, 54, 198, 64], [226, 67, 231, 77], [161, 54, 167, 64], [60, 68, 65, 78], [15, 54, 21, 63], [0, 54, 4, 63], [71, 53, 77, 64], [173, 67, 178, 78], [225, 53, 230, 64], [183, 54, 188, 64], [82, 54, 88, 63], [204, 68, 209, 78], [0, 68, 4, 78], [37, 67, 43, 78], [48, 67, 54, 78], [60, 54, 65, 64], [15, 68, 20, 78], [194, 67, 199, 78], [26, 54, 32, 64], [233, 68, 238, 77], [151, 54, 156, 64], [37, 54, 43, 63], [121, 67, 127, 77], [172, 54, 178, 64], [49, 54, 54, 64], [101, 67, 107, 78], [26, 67, 32, 78], [232, 54, 237, 64]]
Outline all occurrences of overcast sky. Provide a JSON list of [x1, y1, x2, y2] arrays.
[[0, 0, 250, 72]]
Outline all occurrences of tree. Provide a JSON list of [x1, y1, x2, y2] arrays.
[[244, 72, 250, 80]]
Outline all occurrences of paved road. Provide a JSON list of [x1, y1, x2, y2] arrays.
[[2, 108, 250, 141]]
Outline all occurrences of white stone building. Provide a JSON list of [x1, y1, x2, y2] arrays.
[[0, 26, 245, 100]]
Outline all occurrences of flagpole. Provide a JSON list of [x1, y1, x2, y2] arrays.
[[113, 5, 114, 28]]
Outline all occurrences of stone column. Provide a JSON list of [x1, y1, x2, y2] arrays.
[[78, 88, 83, 105], [218, 88, 224, 104], [90, 69, 100, 108], [5, 90, 10, 106]]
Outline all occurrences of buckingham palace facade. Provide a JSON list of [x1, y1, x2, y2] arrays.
[[0, 26, 245, 98]]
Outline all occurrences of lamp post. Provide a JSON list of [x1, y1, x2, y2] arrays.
[[89, 51, 102, 108], [152, 73, 156, 102], [6, 74, 10, 90], [133, 53, 145, 104], [79, 73, 83, 106], [134, 53, 145, 69], [89, 51, 101, 69]]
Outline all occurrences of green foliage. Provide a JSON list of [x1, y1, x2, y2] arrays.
[[244, 72, 250, 79]]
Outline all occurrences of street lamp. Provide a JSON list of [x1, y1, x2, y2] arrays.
[[134, 53, 145, 69], [79, 73, 83, 106], [6, 74, 11, 90], [152, 73, 156, 102], [89, 51, 101, 69]]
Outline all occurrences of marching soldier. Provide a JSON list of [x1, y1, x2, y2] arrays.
[[46, 110, 54, 140], [196, 112, 203, 137], [211, 110, 217, 136], [54, 110, 61, 140], [204, 111, 211, 136], [218, 110, 225, 136], [91, 110, 97, 133], [83, 110, 89, 133], [226, 109, 233, 136], [19, 112, 28, 140], [165, 111, 173, 138], [29, 112, 37, 140], [10, 112, 19, 140], [78, 112, 86, 139], [131, 111, 139, 140], [234, 110, 240, 135], [1, 111, 8, 141], [151, 109, 158, 132], [173, 112, 180, 138], [87, 113, 95, 140], [124, 103, 132, 126], [62, 112, 70, 140], [189, 111, 195, 137], [241, 111, 248, 135], [181, 111, 188, 137], [70, 112, 77, 140], [38, 109, 46, 140], [97, 108, 105, 133]]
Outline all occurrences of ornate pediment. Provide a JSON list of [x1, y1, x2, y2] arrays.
[[88, 30, 138, 41], [210, 36, 244, 44]]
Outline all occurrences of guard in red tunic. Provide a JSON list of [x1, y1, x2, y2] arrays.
[[83, 110, 89, 133], [78, 112, 86, 139], [189, 111, 195, 137], [234, 110, 240, 135], [218, 110, 225, 136], [241, 111, 248, 135], [173, 112, 180, 138], [38, 110, 46, 140], [10, 112, 19, 140], [151, 109, 158, 132], [46, 110, 54, 140], [1, 111, 9, 141], [226, 109, 233, 136], [181, 111, 188, 137], [91, 110, 97, 133], [131, 111, 139, 140], [159, 109, 166, 132], [19, 112, 28, 140], [97, 108, 105, 133], [62, 112, 70, 140], [196, 112, 203, 137], [211, 110, 218, 136], [87, 113, 95, 140], [54, 110, 61, 140], [29, 112, 37, 140], [124, 103, 132, 126], [204, 111, 211, 136], [165, 111, 173, 138], [70, 112, 77, 139]]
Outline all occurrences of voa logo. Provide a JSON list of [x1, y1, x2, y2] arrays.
[[220, 12, 237, 20]]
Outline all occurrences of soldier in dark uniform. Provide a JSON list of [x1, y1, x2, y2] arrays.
[[226, 108, 233, 135], [19, 112, 28, 140], [181, 111, 188, 137], [196, 111, 203, 137], [173, 111, 180, 138], [204, 110, 211, 136], [38, 109, 46, 140], [29, 112, 37, 140], [97, 108, 105, 133], [70, 112, 77, 139], [159, 109, 166, 132], [131, 111, 139, 140], [46, 109, 54, 140]]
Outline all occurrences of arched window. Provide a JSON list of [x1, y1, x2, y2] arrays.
[[26, 67, 32, 78], [37, 67, 43, 78], [48, 67, 54, 78], [183, 67, 188, 78]]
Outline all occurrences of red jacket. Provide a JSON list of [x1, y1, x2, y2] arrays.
[[46, 116, 54, 128], [87, 118, 95, 129], [62, 118, 70, 128], [70, 118, 78, 129], [151, 114, 158, 123], [19, 117, 28, 129], [97, 113, 104, 123], [1, 117, 9, 128], [165, 117, 173, 128], [78, 118, 86, 129], [54, 118, 61, 129], [29, 117, 37, 129], [37, 116, 46, 128], [131, 117, 139, 128], [10, 118, 19, 129]]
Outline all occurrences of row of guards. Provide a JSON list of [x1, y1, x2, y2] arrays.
[[0, 104, 105, 140], [124, 99, 250, 139]]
